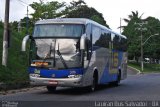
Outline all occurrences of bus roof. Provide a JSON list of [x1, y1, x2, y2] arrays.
[[35, 18, 127, 39]]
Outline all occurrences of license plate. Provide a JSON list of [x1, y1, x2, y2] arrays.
[[48, 80, 58, 85]]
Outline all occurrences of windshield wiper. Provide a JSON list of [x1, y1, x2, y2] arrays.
[[56, 43, 68, 69]]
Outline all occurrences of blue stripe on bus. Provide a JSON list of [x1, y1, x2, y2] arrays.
[[28, 67, 83, 78], [99, 65, 118, 84], [99, 51, 124, 84], [99, 65, 110, 84]]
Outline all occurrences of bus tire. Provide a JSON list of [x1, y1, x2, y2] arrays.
[[47, 86, 56, 93], [89, 71, 98, 92]]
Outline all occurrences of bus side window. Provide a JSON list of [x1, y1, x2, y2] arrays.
[[121, 37, 127, 52], [113, 34, 119, 50], [120, 37, 124, 51], [86, 24, 91, 39], [111, 33, 115, 49], [118, 36, 122, 51], [105, 30, 111, 48], [92, 26, 101, 46], [94, 29, 110, 49]]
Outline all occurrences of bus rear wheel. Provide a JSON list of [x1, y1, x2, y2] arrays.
[[47, 86, 56, 93]]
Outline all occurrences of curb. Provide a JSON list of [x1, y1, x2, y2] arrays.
[[0, 82, 30, 91], [0, 86, 45, 95], [128, 66, 141, 74]]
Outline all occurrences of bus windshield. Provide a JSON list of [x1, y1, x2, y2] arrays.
[[33, 24, 84, 38], [30, 38, 82, 69]]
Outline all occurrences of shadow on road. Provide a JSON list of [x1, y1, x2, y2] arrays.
[[39, 83, 124, 95]]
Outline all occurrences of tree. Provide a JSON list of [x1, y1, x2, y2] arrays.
[[64, 0, 109, 28], [10, 21, 18, 31], [123, 11, 143, 24], [30, 1, 65, 22], [142, 17, 160, 62], [122, 11, 143, 61], [119, 11, 143, 31], [29, 0, 109, 28], [123, 11, 160, 63]]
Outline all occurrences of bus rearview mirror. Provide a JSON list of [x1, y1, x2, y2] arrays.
[[80, 34, 86, 50], [22, 35, 30, 51]]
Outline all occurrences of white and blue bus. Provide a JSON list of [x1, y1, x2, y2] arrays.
[[22, 18, 127, 92]]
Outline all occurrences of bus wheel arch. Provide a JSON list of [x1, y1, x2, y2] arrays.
[[90, 69, 98, 91], [115, 69, 121, 86], [110, 69, 121, 86], [117, 69, 121, 83]]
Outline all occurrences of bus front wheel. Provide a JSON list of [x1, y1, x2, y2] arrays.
[[89, 72, 98, 92], [47, 86, 56, 93]]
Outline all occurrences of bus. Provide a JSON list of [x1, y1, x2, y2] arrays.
[[22, 18, 127, 92]]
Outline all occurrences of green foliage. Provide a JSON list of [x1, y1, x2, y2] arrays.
[[143, 17, 160, 59], [0, 21, 29, 84], [123, 11, 143, 23], [64, 1, 109, 27], [20, 17, 34, 35], [91, 15, 106, 25], [28, 1, 66, 34], [30, 1, 65, 22], [122, 12, 142, 59], [123, 11, 160, 61], [29, 0, 109, 28], [128, 62, 160, 72]]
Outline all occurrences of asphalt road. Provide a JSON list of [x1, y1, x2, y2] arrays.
[[0, 67, 160, 107]]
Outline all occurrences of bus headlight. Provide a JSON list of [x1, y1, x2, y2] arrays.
[[68, 74, 82, 78]]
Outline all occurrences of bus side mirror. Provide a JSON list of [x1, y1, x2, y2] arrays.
[[80, 34, 86, 50], [22, 35, 30, 51]]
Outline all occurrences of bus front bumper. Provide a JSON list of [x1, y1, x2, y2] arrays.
[[29, 74, 83, 87]]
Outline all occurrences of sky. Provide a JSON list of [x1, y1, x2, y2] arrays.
[[0, 0, 160, 33]]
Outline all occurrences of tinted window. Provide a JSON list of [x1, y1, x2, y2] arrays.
[[92, 25, 101, 45], [121, 37, 127, 51], [95, 29, 111, 48], [113, 34, 119, 50], [33, 24, 84, 37]]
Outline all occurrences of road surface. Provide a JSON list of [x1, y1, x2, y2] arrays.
[[0, 67, 160, 107]]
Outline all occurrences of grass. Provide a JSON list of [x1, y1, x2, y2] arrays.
[[0, 22, 29, 87], [128, 62, 160, 73]]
